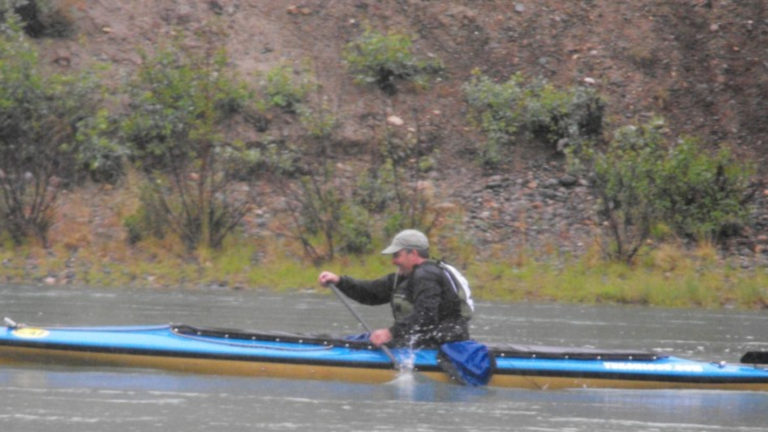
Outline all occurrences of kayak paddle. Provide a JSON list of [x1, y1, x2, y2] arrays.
[[327, 283, 401, 369]]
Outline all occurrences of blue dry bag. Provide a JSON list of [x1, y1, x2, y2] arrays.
[[438, 340, 495, 386]]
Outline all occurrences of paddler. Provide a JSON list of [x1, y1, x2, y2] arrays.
[[318, 229, 472, 348]]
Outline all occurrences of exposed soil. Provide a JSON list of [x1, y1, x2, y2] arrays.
[[29, 0, 768, 266]]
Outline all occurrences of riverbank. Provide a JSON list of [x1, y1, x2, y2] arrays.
[[3, 164, 767, 309], [0, 163, 766, 309], [2, 229, 766, 310]]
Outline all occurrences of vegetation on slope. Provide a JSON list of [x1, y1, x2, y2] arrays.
[[0, 1, 766, 308]]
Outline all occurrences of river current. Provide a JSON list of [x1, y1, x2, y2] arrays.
[[1, 284, 766, 431]]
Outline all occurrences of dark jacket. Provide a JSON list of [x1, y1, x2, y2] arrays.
[[336, 261, 470, 347]]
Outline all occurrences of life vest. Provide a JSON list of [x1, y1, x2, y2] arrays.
[[390, 277, 414, 322]]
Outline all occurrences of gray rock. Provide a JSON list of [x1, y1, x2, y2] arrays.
[[559, 175, 578, 187]]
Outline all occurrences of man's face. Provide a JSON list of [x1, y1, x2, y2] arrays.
[[392, 249, 418, 275]]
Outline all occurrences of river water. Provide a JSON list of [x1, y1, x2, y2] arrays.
[[1, 284, 767, 431]]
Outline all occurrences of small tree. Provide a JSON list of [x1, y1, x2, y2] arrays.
[[121, 32, 255, 250], [261, 86, 374, 261], [276, 118, 443, 261], [275, 166, 348, 262], [588, 121, 666, 262], [0, 15, 104, 246]]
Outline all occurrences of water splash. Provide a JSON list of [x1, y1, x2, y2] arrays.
[[383, 341, 440, 400], [385, 368, 433, 401]]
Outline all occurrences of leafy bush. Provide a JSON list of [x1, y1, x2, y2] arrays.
[[229, 139, 301, 180], [655, 136, 752, 238], [261, 63, 315, 113], [122, 184, 169, 245], [343, 26, 443, 94], [354, 163, 397, 214], [297, 103, 337, 139], [575, 118, 754, 262], [72, 108, 126, 184], [464, 71, 604, 167], [120, 34, 256, 250], [0, 16, 104, 246], [337, 203, 372, 254], [586, 120, 665, 261], [463, 73, 526, 166], [122, 212, 143, 245]]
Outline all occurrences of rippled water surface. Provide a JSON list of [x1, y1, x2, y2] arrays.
[[1, 284, 767, 431]]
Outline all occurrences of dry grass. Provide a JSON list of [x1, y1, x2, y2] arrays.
[[2, 228, 766, 309]]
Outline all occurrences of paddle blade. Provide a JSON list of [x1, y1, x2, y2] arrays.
[[740, 351, 768, 364]]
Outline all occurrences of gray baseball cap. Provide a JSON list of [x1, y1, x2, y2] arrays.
[[381, 229, 429, 254]]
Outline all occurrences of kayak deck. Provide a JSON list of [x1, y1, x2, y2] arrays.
[[2, 322, 768, 390]]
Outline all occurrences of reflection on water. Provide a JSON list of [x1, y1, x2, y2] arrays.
[[1, 284, 768, 431]]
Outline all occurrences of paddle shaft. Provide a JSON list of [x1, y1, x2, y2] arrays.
[[328, 283, 399, 367]]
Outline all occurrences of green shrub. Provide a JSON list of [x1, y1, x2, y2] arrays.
[[122, 213, 143, 245], [261, 63, 315, 113], [575, 118, 754, 262], [464, 71, 604, 167], [73, 108, 126, 184], [343, 26, 443, 94], [297, 103, 337, 139], [338, 203, 372, 254], [122, 184, 169, 245], [524, 81, 604, 151], [587, 120, 665, 261], [0, 15, 104, 246], [120, 34, 256, 250], [463, 72, 526, 166], [655, 136, 752, 239], [232, 139, 301, 180], [354, 163, 397, 214], [383, 213, 405, 240]]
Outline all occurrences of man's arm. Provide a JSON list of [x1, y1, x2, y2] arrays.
[[334, 274, 395, 306]]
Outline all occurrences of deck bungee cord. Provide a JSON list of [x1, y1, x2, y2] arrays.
[[170, 326, 336, 352]]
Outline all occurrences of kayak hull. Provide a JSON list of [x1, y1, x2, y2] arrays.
[[2, 323, 767, 391], [0, 344, 407, 383]]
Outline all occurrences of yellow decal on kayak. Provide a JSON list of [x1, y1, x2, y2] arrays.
[[12, 327, 50, 339]]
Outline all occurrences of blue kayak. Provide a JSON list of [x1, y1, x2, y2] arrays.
[[2, 320, 768, 390]]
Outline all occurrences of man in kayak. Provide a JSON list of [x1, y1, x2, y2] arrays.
[[318, 229, 471, 348]]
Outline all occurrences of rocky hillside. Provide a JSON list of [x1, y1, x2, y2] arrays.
[[29, 0, 768, 264]]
